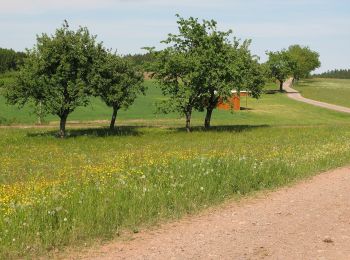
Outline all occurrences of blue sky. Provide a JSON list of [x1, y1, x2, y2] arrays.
[[1, 0, 349, 73]]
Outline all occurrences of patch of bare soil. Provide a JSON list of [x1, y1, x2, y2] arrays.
[[66, 166, 350, 259]]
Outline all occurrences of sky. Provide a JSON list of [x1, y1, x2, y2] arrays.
[[0, 0, 349, 73]]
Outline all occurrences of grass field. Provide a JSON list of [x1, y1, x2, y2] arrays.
[[295, 78, 350, 108], [0, 79, 180, 125], [1, 74, 349, 127], [1, 76, 350, 258]]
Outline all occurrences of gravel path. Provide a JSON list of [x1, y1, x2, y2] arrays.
[[74, 166, 350, 259], [284, 79, 350, 114]]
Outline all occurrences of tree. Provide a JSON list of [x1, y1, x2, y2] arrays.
[[0, 48, 26, 73], [266, 50, 295, 92], [150, 15, 265, 130], [287, 44, 320, 81], [200, 39, 265, 128], [148, 15, 213, 132], [5, 21, 105, 137], [314, 68, 350, 79], [92, 53, 144, 130], [232, 47, 266, 99], [123, 53, 156, 70], [194, 25, 236, 129]]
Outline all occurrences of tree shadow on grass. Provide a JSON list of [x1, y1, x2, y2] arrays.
[[240, 107, 253, 111], [26, 124, 271, 138], [27, 126, 143, 138], [174, 124, 270, 133], [264, 89, 285, 94]]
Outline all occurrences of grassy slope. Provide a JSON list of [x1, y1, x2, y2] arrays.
[[294, 78, 350, 108]]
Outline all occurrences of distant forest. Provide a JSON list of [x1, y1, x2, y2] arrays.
[[0, 48, 26, 73], [123, 53, 155, 69], [0, 48, 154, 74], [313, 69, 350, 79]]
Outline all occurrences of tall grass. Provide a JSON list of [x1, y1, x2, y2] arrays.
[[1, 125, 350, 258]]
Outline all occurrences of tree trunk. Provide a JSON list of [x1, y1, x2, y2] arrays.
[[110, 106, 119, 130], [185, 109, 192, 133], [59, 113, 68, 138], [37, 101, 42, 125], [279, 80, 284, 92], [204, 107, 214, 129]]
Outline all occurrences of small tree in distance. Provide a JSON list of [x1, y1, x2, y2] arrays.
[[5, 21, 105, 137], [287, 44, 321, 82], [92, 53, 144, 130], [266, 50, 295, 92]]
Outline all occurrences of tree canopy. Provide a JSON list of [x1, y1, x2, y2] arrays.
[[123, 53, 155, 70], [0, 48, 26, 73], [91, 52, 145, 130], [287, 44, 320, 80], [266, 50, 295, 92], [313, 68, 350, 79], [5, 21, 105, 137], [149, 15, 265, 131]]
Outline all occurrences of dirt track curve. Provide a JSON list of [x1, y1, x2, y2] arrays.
[[73, 166, 350, 260], [284, 79, 350, 114]]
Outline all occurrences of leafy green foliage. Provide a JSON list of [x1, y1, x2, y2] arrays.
[[0, 48, 26, 73], [147, 15, 211, 132], [92, 53, 145, 129], [200, 39, 266, 128], [313, 69, 350, 79], [123, 53, 155, 70], [266, 50, 295, 91], [287, 44, 321, 80], [4, 21, 105, 137], [149, 15, 265, 130], [0, 71, 17, 90]]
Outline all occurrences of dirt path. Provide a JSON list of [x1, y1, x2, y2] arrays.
[[284, 79, 350, 114], [71, 166, 350, 259]]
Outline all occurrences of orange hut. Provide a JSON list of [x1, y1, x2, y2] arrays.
[[217, 90, 250, 111]]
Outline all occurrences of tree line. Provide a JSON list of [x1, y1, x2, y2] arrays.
[[266, 45, 321, 92], [0, 48, 26, 73], [3, 16, 320, 137], [313, 69, 350, 79], [123, 53, 155, 70]]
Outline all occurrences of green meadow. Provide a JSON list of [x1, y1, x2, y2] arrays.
[[295, 78, 350, 108], [1, 74, 349, 127], [1, 76, 350, 258]]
